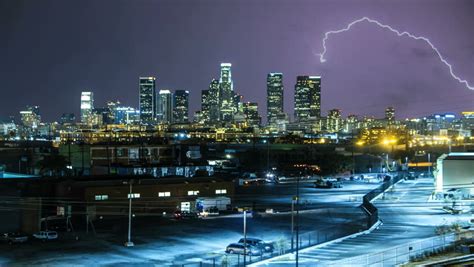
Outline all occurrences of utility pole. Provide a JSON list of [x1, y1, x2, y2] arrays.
[[124, 180, 134, 247]]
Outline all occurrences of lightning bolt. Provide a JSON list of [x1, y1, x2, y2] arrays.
[[317, 17, 474, 90]]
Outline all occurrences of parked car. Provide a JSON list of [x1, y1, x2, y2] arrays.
[[314, 180, 342, 189], [173, 210, 198, 220], [33, 231, 58, 241], [238, 238, 274, 253], [1, 233, 28, 244], [226, 243, 262, 256]]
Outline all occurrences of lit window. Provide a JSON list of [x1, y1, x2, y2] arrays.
[[187, 190, 199, 196], [215, 189, 227, 195], [158, 192, 171, 197], [95, 195, 109, 201], [127, 193, 140, 199]]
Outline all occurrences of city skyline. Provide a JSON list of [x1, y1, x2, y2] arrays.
[[1, 0, 474, 121]]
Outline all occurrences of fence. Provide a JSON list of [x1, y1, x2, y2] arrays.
[[177, 175, 403, 267], [176, 226, 359, 267], [329, 231, 474, 266]]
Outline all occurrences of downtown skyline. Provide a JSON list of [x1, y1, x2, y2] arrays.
[[1, 0, 474, 121]]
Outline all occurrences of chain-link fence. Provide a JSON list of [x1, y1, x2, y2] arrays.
[[328, 231, 474, 266], [177, 174, 403, 267], [175, 226, 359, 267]]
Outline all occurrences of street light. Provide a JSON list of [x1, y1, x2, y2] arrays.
[[124, 180, 134, 247], [243, 209, 248, 265], [291, 196, 296, 250]]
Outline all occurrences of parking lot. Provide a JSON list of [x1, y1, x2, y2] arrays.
[[0, 179, 379, 266]]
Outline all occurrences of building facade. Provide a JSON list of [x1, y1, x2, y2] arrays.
[[294, 76, 321, 121], [267, 73, 284, 125], [80, 92, 94, 124], [157, 90, 173, 124], [173, 90, 190, 123], [139, 77, 156, 124]]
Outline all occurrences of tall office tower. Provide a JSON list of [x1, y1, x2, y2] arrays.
[[80, 92, 94, 124], [200, 90, 210, 123], [157, 90, 173, 124], [326, 109, 342, 133], [20, 105, 41, 128], [139, 77, 156, 124], [173, 90, 189, 123], [106, 100, 120, 124], [294, 76, 321, 121], [218, 63, 235, 122], [385, 107, 395, 125], [243, 102, 261, 127], [267, 73, 284, 125], [208, 79, 220, 123], [233, 93, 243, 113]]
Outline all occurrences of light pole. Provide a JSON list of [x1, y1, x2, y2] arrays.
[[243, 210, 247, 266], [428, 153, 431, 175], [291, 197, 296, 250], [124, 180, 134, 247], [296, 175, 300, 267]]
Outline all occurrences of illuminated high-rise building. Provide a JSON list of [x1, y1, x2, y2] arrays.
[[200, 90, 210, 123], [243, 102, 261, 127], [218, 63, 235, 122], [80, 92, 94, 124], [385, 107, 395, 126], [139, 77, 156, 124], [157, 90, 173, 124], [294, 76, 321, 121], [267, 73, 284, 125], [20, 105, 41, 129], [173, 90, 189, 123], [208, 79, 220, 123], [326, 109, 342, 133]]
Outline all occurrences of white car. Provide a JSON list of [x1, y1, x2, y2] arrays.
[[33, 231, 58, 241]]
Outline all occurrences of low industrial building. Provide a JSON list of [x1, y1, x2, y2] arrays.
[[435, 152, 474, 195]]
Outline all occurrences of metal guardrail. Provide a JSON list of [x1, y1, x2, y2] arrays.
[[360, 173, 404, 229]]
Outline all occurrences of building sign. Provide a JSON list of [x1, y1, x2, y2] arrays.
[[130, 165, 214, 178]]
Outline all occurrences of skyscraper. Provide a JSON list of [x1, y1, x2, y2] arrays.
[[200, 90, 210, 123], [157, 90, 173, 124], [294, 76, 321, 121], [219, 63, 235, 122], [326, 109, 342, 133], [243, 102, 261, 127], [139, 77, 156, 124], [20, 105, 41, 129], [80, 92, 94, 124], [173, 90, 189, 123], [385, 107, 395, 126], [267, 73, 284, 125], [208, 79, 220, 123]]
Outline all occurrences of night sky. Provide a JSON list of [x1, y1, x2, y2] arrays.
[[1, 0, 474, 122]]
